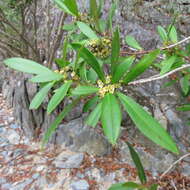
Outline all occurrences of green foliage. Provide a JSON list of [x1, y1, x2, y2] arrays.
[[4, 0, 184, 159]]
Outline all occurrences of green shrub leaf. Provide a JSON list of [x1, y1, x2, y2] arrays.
[[30, 72, 63, 83], [117, 92, 179, 154], [168, 25, 178, 43], [4, 57, 51, 74], [157, 26, 168, 42], [101, 93, 121, 144], [149, 184, 159, 190], [83, 95, 99, 112], [160, 56, 176, 75], [29, 82, 54, 110], [109, 182, 140, 190], [111, 27, 120, 74], [47, 81, 72, 114], [112, 56, 135, 83], [77, 22, 98, 39], [123, 49, 160, 84], [177, 104, 190, 111], [72, 86, 99, 95], [71, 43, 105, 81], [125, 35, 142, 50], [64, 0, 78, 16], [54, 0, 74, 15], [90, 0, 100, 32], [42, 97, 80, 147], [180, 75, 190, 96], [85, 102, 102, 127], [127, 142, 147, 184]]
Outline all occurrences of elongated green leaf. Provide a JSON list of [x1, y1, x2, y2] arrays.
[[47, 81, 72, 114], [125, 35, 142, 50], [83, 95, 99, 112], [160, 56, 176, 75], [112, 56, 135, 83], [149, 184, 158, 190], [177, 104, 190, 111], [127, 142, 147, 184], [111, 27, 120, 74], [123, 49, 160, 84], [107, 2, 116, 33], [42, 97, 80, 147], [90, 0, 100, 32], [180, 75, 190, 96], [71, 43, 105, 81], [72, 86, 99, 95], [85, 102, 102, 127], [64, 0, 78, 16], [101, 93, 121, 144], [109, 182, 140, 190], [117, 92, 179, 154], [54, 0, 73, 15], [29, 82, 54, 109], [157, 26, 168, 42], [168, 25, 178, 43], [4, 57, 51, 74], [77, 22, 98, 39], [30, 72, 63, 83]]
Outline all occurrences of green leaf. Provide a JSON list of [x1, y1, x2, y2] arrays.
[[64, 0, 78, 16], [30, 72, 63, 83], [117, 92, 179, 154], [87, 68, 98, 83], [177, 104, 190, 111], [47, 81, 72, 114], [123, 49, 160, 84], [72, 86, 99, 95], [71, 43, 105, 82], [55, 59, 70, 69], [29, 82, 54, 109], [157, 26, 168, 42], [109, 182, 140, 190], [85, 102, 102, 127], [54, 0, 73, 15], [111, 27, 120, 74], [168, 25, 178, 43], [83, 95, 99, 112], [4, 57, 51, 74], [101, 93, 121, 144], [90, 0, 100, 32], [63, 23, 77, 31], [112, 56, 135, 83], [107, 2, 116, 33], [79, 62, 88, 81], [149, 184, 158, 190], [127, 142, 147, 184], [160, 56, 176, 75], [42, 97, 80, 147], [77, 22, 98, 39], [125, 35, 142, 50], [180, 75, 190, 96]]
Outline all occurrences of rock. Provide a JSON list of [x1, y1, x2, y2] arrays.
[[70, 180, 89, 190], [5, 130, 20, 144], [54, 117, 111, 156], [53, 151, 84, 169]]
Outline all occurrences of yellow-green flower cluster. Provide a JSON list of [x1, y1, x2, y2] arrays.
[[74, 13, 93, 23], [87, 38, 112, 59], [54, 66, 79, 81], [97, 76, 120, 98]]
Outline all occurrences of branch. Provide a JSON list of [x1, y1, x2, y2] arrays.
[[160, 153, 190, 179], [0, 7, 40, 60], [48, 12, 67, 68], [128, 64, 190, 85], [122, 36, 190, 56]]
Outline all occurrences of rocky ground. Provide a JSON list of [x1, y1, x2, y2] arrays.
[[0, 93, 190, 190]]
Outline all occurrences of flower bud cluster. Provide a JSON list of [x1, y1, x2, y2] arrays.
[[54, 66, 79, 81], [87, 38, 112, 59], [97, 76, 121, 98]]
